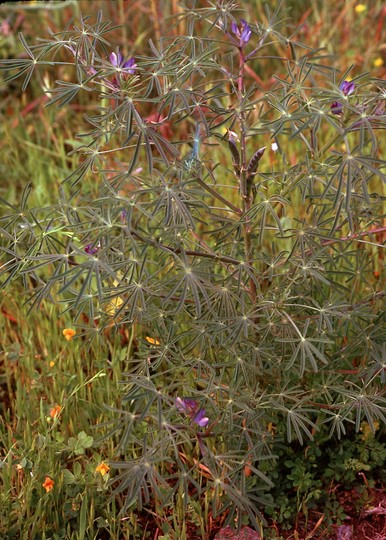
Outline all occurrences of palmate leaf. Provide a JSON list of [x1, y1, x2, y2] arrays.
[[130, 106, 178, 173], [208, 470, 266, 531], [151, 182, 203, 230], [340, 386, 386, 433], [321, 409, 354, 439], [210, 283, 240, 318], [248, 194, 288, 245], [160, 256, 213, 318], [218, 310, 259, 348], [45, 78, 93, 109], [284, 405, 317, 444], [110, 446, 173, 512], [20, 255, 69, 310], [63, 149, 104, 186], [1, 58, 37, 92], [289, 336, 329, 374], [0, 33, 54, 91]]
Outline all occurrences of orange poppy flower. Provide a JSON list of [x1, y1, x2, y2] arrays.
[[145, 336, 160, 346], [95, 462, 110, 476], [42, 476, 54, 492], [63, 328, 76, 341], [50, 405, 62, 419]]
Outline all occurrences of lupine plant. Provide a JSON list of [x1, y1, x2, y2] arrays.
[[1, 1, 385, 534]]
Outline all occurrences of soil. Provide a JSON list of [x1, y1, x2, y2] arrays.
[[265, 486, 386, 539], [131, 486, 385, 539]]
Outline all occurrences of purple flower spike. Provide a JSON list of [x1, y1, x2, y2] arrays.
[[110, 48, 137, 74], [231, 19, 252, 48], [176, 397, 209, 428], [331, 80, 355, 115]]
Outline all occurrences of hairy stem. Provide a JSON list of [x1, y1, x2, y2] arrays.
[[237, 48, 257, 305]]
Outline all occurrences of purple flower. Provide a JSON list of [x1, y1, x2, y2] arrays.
[[193, 408, 210, 427], [176, 397, 196, 414], [85, 242, 100, 255], [340, 80, 355, 96], [109, 49, 137, 74], [175, 397, 209, 427], [120, 209, 127, 223], [230, 19, 252, 48], [331, 80, 355, 115]]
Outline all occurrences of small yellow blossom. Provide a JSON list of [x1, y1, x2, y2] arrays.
[[354, 4, 366, 13], [360, 420, 379, 440], [50, 405, 62, 419], [145, 336, 160, 346], [95, 462, 110, 476], [373, 57, 384, 68], [49, 361, 55, 368], [105, 296, 124, 315], [42, 476, 55, 492], [105, 280, 124, 315], [63, 328, 76, 341]]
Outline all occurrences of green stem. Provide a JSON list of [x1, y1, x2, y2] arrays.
[[237, 48, 257, 305]]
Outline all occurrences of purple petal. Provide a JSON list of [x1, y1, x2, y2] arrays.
[[331, 100, 343, 115], [194, 409, 209, 427], [85, 243, 99, 255], [122, 57, 137, 74], [110, 50, 123, 67], [340, 80, 355, 96], [109, 52, 117, 67], [231, 19, 251, 47], [120, 209, 127, 223], [176, 397, 197, 414], [240, 20, 252, 44]]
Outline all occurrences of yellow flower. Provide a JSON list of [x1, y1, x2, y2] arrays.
[[373, 57, 384, 68], [63, 328, 76, 341], [42, 476, 55, 492], [145, 336, 160, 346], [360, 421, 379, 440], [105, 280, 124, 315], [49, 361, 55, 368], [354, 4, 366, 13], [105, 296, 124, 315], [50, 405, 62, 419], [95, 462, 110, 476]]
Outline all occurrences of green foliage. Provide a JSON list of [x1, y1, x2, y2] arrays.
[[263, 421, 385, 529], [67, 431, 94, 455], [0, 0, 385, 538]]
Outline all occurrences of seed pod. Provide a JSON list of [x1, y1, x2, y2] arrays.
[[247, 146, 266, 177], [227, 130, 241, 177]]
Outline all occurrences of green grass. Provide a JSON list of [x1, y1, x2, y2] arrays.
[[0, 294, 128, 538]]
